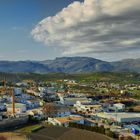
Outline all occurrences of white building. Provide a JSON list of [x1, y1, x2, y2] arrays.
[[27, 108, 44, 120], [16, 82, 28, 87], [26, 99, 40, 109], [7, 103, 26, 114], [48, 115, 84, 127], [108, 103, 125, 112], [21, 93, 34, 100], [14, 88, 22, 95], [46, 87, 56, 94], [113, 103, 125, 111], [38, 87, 47, 93], [60, 97, 92, 106], [74, 101, 102, 114], [0, 103, 6, 111], [97, 112, 140, 123]]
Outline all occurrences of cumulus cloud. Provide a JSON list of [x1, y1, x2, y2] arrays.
[[31, 0, 140, 59]]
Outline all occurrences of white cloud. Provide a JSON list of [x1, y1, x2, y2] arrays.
[[31, 0, 140, 58], [120, 38, 140, 46], [101, 0, 140, 15]]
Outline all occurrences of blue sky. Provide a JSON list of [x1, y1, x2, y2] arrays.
[[0, 0, 140, 61], [0, 0, 83, 61]]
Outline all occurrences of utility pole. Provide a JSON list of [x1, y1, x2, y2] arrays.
[[11, 88, 15, 114]]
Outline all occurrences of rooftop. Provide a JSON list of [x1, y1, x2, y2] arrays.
[[81, 104, 102, 108], [97, 112, 140, 119], [64, 97, 89, 102], [55, 116, 83, 123], [7, 103, 26, 108]]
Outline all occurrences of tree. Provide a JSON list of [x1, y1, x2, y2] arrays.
[[99, 125, 105, 134], [43, 103, 57, 118], [106, 130, 115, 138]]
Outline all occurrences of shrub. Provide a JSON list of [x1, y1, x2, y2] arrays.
[[69, 122, 115, 138], [31, 126, 44, 132], [106, 130, 115, 138]]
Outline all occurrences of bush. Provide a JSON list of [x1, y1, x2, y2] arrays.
[[98, 126, 105, 134], [69, 122, 115, 138], [31, 126, 44, 132], [106, 130, 115, 138]]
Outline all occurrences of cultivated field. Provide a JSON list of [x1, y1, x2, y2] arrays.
[[27, 126, 112, 140]]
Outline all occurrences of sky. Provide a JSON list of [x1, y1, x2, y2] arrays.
[[0, 0, 140, 61]]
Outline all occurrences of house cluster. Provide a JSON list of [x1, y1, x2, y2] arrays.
[[14, 88, 41, 109], [1, 78, 140, 139], [0, 86, 43, 119], [58, 92, 93, 106], [74, 101, 102, 115], [48, 115, 84, 127]]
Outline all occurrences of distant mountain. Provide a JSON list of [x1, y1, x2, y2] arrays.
[[0, 57, 140, 73], [40, 57, 114, 73], [0, 61, 49, 73], [111, 58, 140, 73]]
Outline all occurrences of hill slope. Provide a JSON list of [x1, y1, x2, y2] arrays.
[[0, 57, 140, 73], [111, 58, 140, 73], [0, 61, 49, 73], [40, 57, 114, 73]]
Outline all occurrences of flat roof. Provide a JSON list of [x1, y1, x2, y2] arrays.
[[7, 103, 26, 108], [81, 104, 101, 108], [64, 97, 89, 102], [55, 116, 83, 123], [97, 112, 140, 119]]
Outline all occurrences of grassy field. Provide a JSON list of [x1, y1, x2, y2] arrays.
[[17, 124, 43, 133], [129, 89, 140, 94]]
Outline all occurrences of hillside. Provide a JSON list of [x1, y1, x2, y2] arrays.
[[0, 57, 140, 73], [40, 57, 114, 73], [111, 58, 140, 73], [0, 72, 140, 84], [0, 61, 49, 73]]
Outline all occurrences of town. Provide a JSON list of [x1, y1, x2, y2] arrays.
[[0, 0, 140, 139], [0, 75, 140, 140]]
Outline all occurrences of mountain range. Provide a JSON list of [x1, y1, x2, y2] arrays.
[[0, 57, 140, 73]]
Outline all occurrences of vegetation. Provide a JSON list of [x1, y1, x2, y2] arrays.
[[17, 124, 43, 133], [31, 125, 44, 132], [0, 72, 140, 84], [28, 126, 111, 140], [43, 103, 57, 118], [69, 123, 117, 139]]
